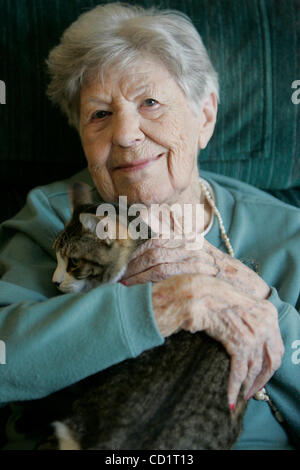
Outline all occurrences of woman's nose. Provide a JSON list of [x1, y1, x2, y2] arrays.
[[112, 112, 145, 148]]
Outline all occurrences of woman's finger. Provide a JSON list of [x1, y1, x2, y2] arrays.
[[227, 354, 249, 408], [242, 350, 264, 400], [244, 339, 283, 399]]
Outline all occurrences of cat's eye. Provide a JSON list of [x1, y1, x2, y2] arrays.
[[69, 257, 81, 269]]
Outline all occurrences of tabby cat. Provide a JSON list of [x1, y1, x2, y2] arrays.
[[37, 181, 248, 450]]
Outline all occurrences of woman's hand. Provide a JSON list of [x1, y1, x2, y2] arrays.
[[121, 237, 284, 407], [151, 273, 284, 408], [123, 237, 270, 300]]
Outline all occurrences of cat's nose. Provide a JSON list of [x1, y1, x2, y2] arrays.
[[54, 281, 61, 288]]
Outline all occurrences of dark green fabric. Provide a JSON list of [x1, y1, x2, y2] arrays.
[[269, 187, 300, 208], [0, 0, 299, 222]]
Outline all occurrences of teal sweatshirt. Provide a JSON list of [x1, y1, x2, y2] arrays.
[[0, 168, 299, 450]]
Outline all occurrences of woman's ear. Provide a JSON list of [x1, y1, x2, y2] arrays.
[[198, 93, 218, 149]]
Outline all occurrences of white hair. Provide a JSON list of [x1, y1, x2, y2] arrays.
[[46, 2, 219, 129]]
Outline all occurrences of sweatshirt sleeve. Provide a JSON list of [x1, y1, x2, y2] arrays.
[[0, 186, 164, 406], [264, 287, 300, 441]]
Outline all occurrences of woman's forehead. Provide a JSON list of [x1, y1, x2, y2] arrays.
[[80, 59, 178, 104]]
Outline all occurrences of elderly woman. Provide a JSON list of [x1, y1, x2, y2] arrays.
[[0, 3, 299, 450]]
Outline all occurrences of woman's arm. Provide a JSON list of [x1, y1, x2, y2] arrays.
[[122, 237, 285, 407], [122, 237, 270, 299]]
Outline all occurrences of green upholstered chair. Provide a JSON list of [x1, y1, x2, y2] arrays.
[[0, 0, 299, 223]]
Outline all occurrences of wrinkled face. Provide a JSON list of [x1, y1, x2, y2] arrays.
[[79, 58, 205, 206]]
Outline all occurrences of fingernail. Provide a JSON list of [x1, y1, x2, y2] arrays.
[[230, 403, 235, 412]]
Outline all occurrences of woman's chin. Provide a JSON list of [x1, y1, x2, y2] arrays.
[[117, 182, 173, 206]]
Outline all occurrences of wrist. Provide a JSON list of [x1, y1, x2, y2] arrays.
[[151, 282, 178, 337], [152, 278, 193, 337]]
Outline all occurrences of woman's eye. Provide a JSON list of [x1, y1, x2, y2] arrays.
[[142, 98, 159, 107], [91, 110, 111, 120]]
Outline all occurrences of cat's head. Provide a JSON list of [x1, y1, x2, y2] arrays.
[[52, 182, 151, 293]]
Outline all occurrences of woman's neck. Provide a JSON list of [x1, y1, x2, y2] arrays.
[[155, 171, 212, 239]]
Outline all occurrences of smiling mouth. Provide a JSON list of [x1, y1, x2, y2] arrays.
[[114, 153, 164, 172]]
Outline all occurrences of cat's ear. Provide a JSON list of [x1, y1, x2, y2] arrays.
[[80, 213, 113, 246], [68, 181, 93, 212], [79, 213, 99, 233]]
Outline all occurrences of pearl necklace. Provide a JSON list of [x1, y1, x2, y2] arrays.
[[200, 178, 286, 427], [199, 180, 234, 257]]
